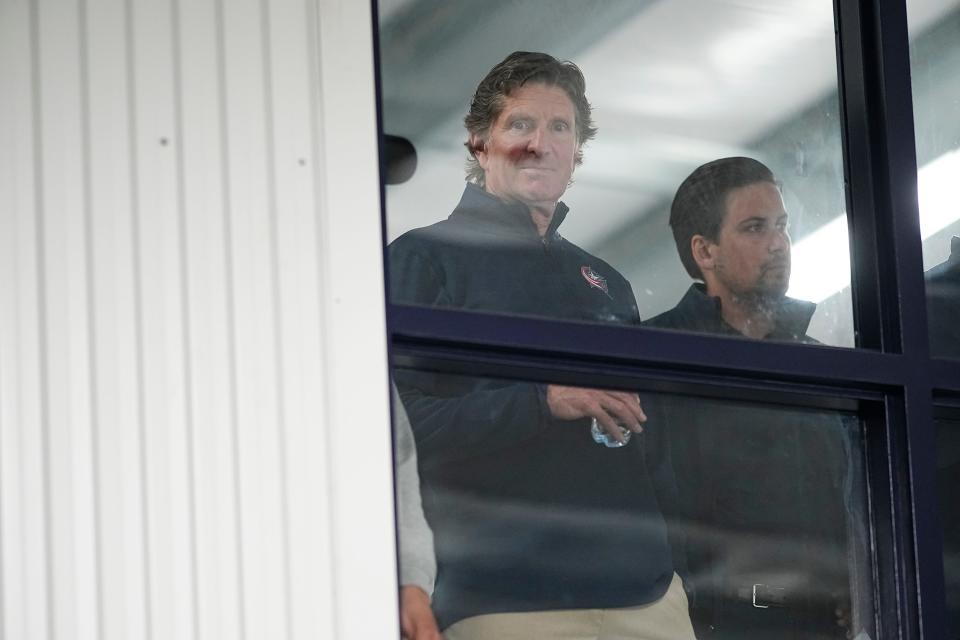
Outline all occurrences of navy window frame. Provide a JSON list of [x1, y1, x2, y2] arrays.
[[373, 0, 955, 637]]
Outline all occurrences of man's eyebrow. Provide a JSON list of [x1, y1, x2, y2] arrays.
[[501, 113, 531, 127], [504, 109, 532, 120]]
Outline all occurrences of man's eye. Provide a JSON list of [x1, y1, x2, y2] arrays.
[[510, 120, 529, 130], [552, 122, 570, 132]]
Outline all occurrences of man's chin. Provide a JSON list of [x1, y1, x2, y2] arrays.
[[760, 273, 790, 298], [759, 288, 789, 305], [517, 189, 566, 208]]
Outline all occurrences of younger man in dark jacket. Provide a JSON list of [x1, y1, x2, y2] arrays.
[[646, 157, 862, 639]]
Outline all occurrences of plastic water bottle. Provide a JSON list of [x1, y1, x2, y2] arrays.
[[590, 417, 631, 448]]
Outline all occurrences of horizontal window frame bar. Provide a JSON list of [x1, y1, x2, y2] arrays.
[[389, 303, 941, 390], [391, 341, 882, 412]]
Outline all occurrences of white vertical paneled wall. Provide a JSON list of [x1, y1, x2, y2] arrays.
[[0, 0, 398, 638]]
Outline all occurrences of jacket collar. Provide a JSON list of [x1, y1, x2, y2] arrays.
[[449, 183, 570, 241], [672, 283, 817, 342]]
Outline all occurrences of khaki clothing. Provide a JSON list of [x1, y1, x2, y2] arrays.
[[444, 573, 694, 640]]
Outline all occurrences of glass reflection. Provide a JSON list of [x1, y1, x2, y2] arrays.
[[908, 1, 960, 358], [926, 237, 960, 358], [381, 0, 856, 346], [392, 366, 873, 639]]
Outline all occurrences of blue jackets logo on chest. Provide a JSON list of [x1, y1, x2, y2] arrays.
[[580, 265, 611, 297]]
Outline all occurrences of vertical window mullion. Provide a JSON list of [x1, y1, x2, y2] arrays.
[[835, 0, 928, 355], [836, 0, 944, 637]]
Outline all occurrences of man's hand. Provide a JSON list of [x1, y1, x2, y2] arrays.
[[832, 590, 853, 639], [546, 385, 646, 444], [400, 585, 442, 640]]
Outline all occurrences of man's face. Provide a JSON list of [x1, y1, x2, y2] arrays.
[[701, 181, 791, 302], [473, 83, 578, 210]]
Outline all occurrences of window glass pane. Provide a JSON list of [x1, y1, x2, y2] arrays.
[[380, 0, 857, 347], [936, 417, 960, 638], [391, 367, 874, 638], [907, 1, 960, 359]]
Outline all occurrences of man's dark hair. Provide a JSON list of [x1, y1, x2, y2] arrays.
[[670, 156, 778, 279], [464, 51, 597, 186]]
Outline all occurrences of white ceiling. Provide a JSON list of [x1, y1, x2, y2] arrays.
[[383, 0, 959, 249]]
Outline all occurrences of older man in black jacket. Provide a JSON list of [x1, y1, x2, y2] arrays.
[[390, 52, 694, 640]]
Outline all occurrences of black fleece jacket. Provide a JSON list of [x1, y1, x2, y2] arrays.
[[645, 284, 852, 638], [389, 184, 677, 629]]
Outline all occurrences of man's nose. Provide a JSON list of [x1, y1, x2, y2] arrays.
[[770, 228, 790, 253], [525, 125, 547, 155]]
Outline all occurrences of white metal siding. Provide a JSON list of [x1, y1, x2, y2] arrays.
[[0, 0, 397, 638]]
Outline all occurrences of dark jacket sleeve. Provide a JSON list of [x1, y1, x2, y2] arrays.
[[388, 233, 450, 307], [388, 234, 551, 465], [393, 370, 550, 466]]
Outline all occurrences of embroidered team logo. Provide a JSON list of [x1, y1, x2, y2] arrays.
[[581, 265, 610, 296]]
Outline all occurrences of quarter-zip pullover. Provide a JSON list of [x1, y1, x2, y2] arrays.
[[389, 184, 676, 629]]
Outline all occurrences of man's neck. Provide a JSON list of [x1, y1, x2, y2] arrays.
[[527, 203, 556, 237], [711, 289, 779, 339], [482, 186, 558, 237]]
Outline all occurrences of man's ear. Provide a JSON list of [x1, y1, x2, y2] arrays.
[[470, 134, 488, 168], [691, 235, 715, 273]]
